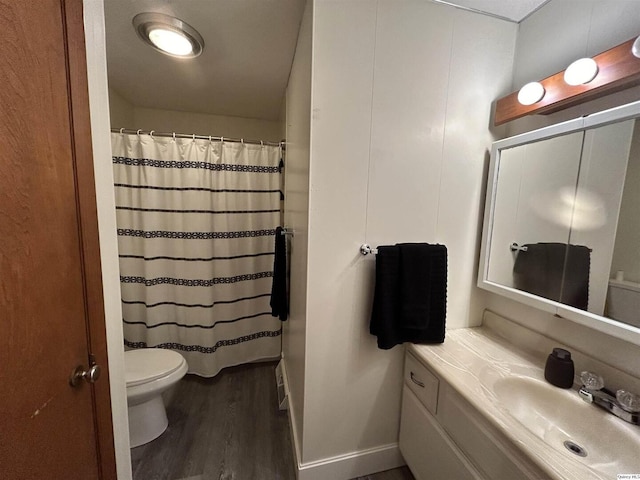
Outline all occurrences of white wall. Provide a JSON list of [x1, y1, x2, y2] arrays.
[[569, 120, 633, 314], [297, 0, 516, 475], [108, 87, 134, 128], [484, 0, 640, 377], [611, 121, 640, 283], [131, 106, 283, 142], [107, 89, 283, 142], [282, 0, 313, 466], [84, 3, 132, 479], [508, 0, 640, 136]]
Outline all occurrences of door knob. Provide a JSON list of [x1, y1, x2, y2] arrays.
[[69, 364, 101, 387]]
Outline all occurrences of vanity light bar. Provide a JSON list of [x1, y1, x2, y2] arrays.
[[495, 35, 640, 126]]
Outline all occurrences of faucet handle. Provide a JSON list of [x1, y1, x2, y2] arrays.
[[580, 371, 605, 390], [616, 390, 640, 413]]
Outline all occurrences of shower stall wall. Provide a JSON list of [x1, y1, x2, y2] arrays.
[[111, 132, 283, 377]]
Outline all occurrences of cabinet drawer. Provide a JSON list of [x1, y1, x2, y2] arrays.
[[400, 387, 483, 480], [404, 352, 439, 414]]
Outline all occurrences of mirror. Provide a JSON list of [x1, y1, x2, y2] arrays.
[[479, 101, 640, 345]]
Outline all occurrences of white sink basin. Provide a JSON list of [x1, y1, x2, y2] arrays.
[[488, 374, 640, 477]]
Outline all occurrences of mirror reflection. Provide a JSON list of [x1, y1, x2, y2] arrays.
[[486, 116, 640, 329]]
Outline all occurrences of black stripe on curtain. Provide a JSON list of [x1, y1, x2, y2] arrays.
[[121, 293, 271, 309], [124, 329, 282, 354], [123, 311, 273, 329], [117, 228, 275, 239], [120, 271, 273, 286], [113, 156, 280, 173], [114, 183, 281, 194], [116, 206, 280, 215], [118, 252, 274, 261]]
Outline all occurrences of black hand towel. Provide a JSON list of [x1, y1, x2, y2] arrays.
[[270, 227, 288, 321], [370, 243, 447, 349], [398, 243, 447, 330], [513, 242, 590, 310], [561, 244, 591, 310], [370, 246, 402, 349]]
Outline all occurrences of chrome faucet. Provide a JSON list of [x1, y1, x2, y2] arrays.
[[578, 371, 640, 426]]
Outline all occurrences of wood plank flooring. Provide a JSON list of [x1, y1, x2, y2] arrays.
[[131, 361, 415, 480], [131, 362, 295, 480]]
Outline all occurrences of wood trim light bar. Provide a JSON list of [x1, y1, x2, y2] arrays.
[[494, 36, 640, 126]]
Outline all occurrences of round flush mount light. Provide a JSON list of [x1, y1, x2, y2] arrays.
[[564, 57, 599, 86], [517, 82, 545, 105], [133, 13, 204, 58], [632, 36, 640, 58]]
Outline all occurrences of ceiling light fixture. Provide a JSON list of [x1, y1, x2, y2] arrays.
[[517, 81, 545, 105], [133, 13, 204, 58], [563, 58, 599, 86]]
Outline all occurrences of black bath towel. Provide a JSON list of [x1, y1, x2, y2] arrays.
[[513, 242, 590, 310], [270, 227, 288, 321], [370, 243, 447, 349]]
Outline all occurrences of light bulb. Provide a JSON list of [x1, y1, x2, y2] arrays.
[[148, 28, 193, 56], [564, 58, 598, 86], [517, 82, 545, 105], [632, 36, 640, 58]]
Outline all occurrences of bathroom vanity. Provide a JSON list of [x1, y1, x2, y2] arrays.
[[399, 312, 640, 480]]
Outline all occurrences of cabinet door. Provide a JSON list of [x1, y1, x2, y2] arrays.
[[399, 387, 483, 480]]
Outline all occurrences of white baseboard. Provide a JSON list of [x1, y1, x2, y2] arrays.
[[279, 357, 303, 479], [298, 443, 405, 480], [280, 356, 405, 480]]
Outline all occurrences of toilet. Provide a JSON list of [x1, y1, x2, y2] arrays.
[[606, 279, 640, 328], [125, 348, 188, 448]]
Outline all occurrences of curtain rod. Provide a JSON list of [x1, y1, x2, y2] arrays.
[[111, 128, 284, 148]]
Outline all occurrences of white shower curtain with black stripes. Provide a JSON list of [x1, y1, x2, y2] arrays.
[[111, 133, 283, 377]]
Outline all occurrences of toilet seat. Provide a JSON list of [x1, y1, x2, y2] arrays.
[[125, 348, 186, 387]]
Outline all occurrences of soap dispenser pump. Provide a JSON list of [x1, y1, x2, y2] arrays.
[[544, 347, 574, 389]]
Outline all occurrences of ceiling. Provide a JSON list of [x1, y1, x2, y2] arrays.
[[105, 0, 548, 122], [105, 0, 306, 121], [440, 0, 550, 22]]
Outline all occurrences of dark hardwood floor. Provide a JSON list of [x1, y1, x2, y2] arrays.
[[130, 361, 414, 480]]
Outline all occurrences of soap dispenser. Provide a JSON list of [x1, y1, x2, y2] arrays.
[[544, 347, 574, 389]]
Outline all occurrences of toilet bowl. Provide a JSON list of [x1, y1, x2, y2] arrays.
[[125, 348, 188, 448]]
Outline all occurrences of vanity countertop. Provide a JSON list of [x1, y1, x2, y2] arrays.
[[408, 324, 640, 480]]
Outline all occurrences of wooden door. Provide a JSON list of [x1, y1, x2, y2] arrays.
[[0, 1, 116, 479]]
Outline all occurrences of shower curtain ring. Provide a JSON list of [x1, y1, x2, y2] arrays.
[[260, 140, 264, 147], [136, 129, 142, 136], [172, 132, 176, 142], [119, 128, 124, 135], [149, 130, 155, 139], [220, 136, 224, 143], [192, 134, 196, 141], [241, 138, 244, 146]]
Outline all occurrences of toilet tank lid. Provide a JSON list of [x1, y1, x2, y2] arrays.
[[609, 278, 640, 293], [125, 348, 186, 386]]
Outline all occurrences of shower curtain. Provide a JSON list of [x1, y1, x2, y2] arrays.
[[111, 132, 283, 377]]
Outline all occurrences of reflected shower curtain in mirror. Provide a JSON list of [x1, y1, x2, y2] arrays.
[[111, 133, 282, 377]]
